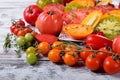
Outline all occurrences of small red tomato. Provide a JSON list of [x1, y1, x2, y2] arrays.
[[96, 31, 104, 36], [10, 25, 16, 33], [13, 28, 20, 35], [23, 5, 43, 25], [16, 19, 25, 27], [85, 54, 101, 71], [80, 47, 94, 61], [103, 56, 120, 74], [17, 30, 26, 36], [24, 27, 33, 33], [119, 3, 120, 8]]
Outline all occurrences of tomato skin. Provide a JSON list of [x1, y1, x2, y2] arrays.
[[16, 19, 25, 27], [80, 47, 93, 61], [17, 30, 26, 36], [63, 51, 79, 66], [52, 41, 65, 50], [24, 27, 33, 33], [112, 36, 120, 54], [103, 56, 120, 74], [96, 47, 111, 63], [10, 25, 16, 33], [13, 28, 20, 35], [85, 54, 101, 71], [119, 3, 120, 8], [35, 10, 63, 36], [86, 34, 113, 50], [23, 5, 43, 25], [48, 49, 62, 63]]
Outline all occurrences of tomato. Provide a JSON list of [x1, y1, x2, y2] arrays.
[[36, 0, 52, 9], [96, 31, 104, 36], [96, 47, 111, 63], [119, 3, 120, 8], [31, 31, 38, 37], [26, 46, 36, 55], [48, 49, 62, 63], [35, 34, 58, 44], [52, 0, 63, 4], [86, 34, 113, 50], [16, 36, 26, 46], [35, 10, 63, 36], [13, 28, 20, 36], [85, 54, 101, 71], [37, 42, 50, 55], [52, 41, 65, 50], [10, 25, 16, 33], [92, 5, 115, 14], [16, 19, 25, 27], [43, 4, 64, 15], [26, 53, 37, 65], [23, 5, 43, 25], [103, 56, 120, 74], [112, 36, 120, 54], [25, 33, 34, 42], [80, 47, 94, 61], [62, 9, 90, 24], [24, 27, 32, 33], [63, 51, 79, 66], [65, 44, 78, 52], [17, 30, 26, 36]]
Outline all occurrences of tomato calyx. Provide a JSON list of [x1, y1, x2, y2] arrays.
[[47, 10, 56, 15], [28, 7, 33, 13]]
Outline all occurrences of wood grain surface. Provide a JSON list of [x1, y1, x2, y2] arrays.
[[0, 0, 120, 80]]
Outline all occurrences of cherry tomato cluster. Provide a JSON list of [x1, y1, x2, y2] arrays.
[[25, 40, 120, 75], [10, 19, 33, 36]]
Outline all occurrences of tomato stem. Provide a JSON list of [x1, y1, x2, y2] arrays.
[[29, 7, 33, 13]]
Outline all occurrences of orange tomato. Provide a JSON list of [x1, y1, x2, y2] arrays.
[[48, 49, 62, 63], [63, 51, 79, 66], [37, 42, 50, 55], [52, 41, 65, 50], [65, 44, 78, 52]]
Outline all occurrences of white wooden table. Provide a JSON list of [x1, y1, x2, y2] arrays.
[[0, 0, 120, 80]]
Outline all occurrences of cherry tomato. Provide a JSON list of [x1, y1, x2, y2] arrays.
[[16, 36, 26, 46], [31, 31, 38, 37], [103, 56, 120, 74], [26, 46, 36, 55], [13, 28, 20, 35], [10, 25, 16, 33], [96, 47, 111, 63], [35, 10, 63, 35], [52, 41, 65, 50], [85, 54, 101, 71], [26, 53, 37, 65], [16, 19, 25, 27], [65, 44, 78, 52], [23, 5, 43, 25], [63, 51, 79, 66], [24, 27, 32, 33], [80, 47, 94, 61], [37, 42, 50, 55], [48, 49, 62, 63], [118, 3, 120, 8], [17, 30, 26, 36], [25, 33, 34, 42]]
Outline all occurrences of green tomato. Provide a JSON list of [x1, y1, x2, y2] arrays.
[[36, 0, 52, 9], [52, 0, 63, 4], [26, 53, 37, 65], [25, 33, 34, 42], [25, 42, 32, 49], [16, 36, 26, 46], [26, 46, 36, 55]]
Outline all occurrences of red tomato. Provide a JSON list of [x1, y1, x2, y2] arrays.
[[24, 27, 32, 33], [23, 5, 43, 25], [103, 56, 120, 74], [85, 54, 101, 71], [63, 0, 72, 5], [13, 28, 20, 35], [10, 25, 16, 33], [86, 34, 113, 50], [17, 30, 26, 36], [96, 47, 111, 63], [112, 36, 120, 54], [62, 9, 90, 24], [35, 10, 63, 36], [43, 4, 64, 15], [16, 19, 25, 27], [118, 3, 120, 8], [80, 47, 94, 61]]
